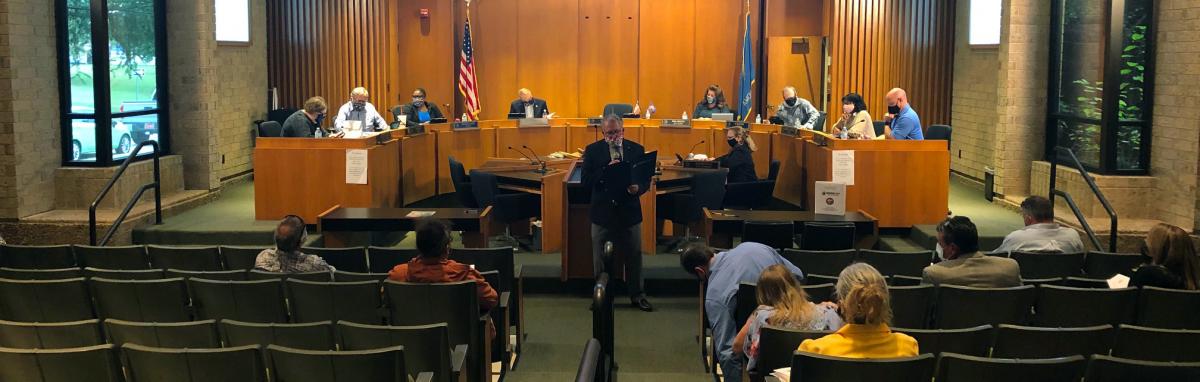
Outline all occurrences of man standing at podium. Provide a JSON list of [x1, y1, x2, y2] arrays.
[[581, 114, 653, 312], [507, 88, 550, 119]]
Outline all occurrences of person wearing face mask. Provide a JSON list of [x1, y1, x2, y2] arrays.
[[831, 93, 875, 139], [714, 126, 757, 183], [771, 86, 820, 129], [882, 87, 924, 140], [921, 216, 1021, 288], [693, 84, 731, 119], [334, 87, 388, 133], [507, 88, 551, 119], [402, 88, 445, 126], [281, 96, 339, 138], [255, 215, 335, 274]]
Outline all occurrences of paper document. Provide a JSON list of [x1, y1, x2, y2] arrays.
[[1107, 274, 1131, 289], [771, 367, 791, 381], [814, 181, 847, 216], [344, 120, 363, 139], [345, 149, 368, 184], [832, 150, 855, 185], [405, 211, 436, 218]]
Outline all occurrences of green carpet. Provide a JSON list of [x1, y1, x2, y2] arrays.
[[133, 181, 278, 245]]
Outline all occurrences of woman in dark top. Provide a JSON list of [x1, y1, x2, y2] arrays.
[[693, 84, 730, 119], [716, 126, 757, 183], [1131, 223, 1200, 290], [404, 88, 444, 126]]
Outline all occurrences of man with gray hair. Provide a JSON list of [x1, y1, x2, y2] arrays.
[[993, 196, 1084, 253], [507, 88, 550, 119], [771, 86, 820, 129], [255, 215, 335, 273], [581, 114, 653, 312], [333, 87, 388, 133]]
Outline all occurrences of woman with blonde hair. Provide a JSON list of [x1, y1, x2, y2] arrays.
[[797, 262, 918, 358], [1132, 223, 1200, 290], [733, 265, 842, 370]]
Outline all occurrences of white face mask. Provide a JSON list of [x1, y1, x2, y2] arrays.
[[934, 242, 945, 261], [843, 104, 855, 114]]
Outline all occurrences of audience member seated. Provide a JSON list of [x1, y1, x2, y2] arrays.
[[922, 216, 1021, 287], [797, 263, 918, 358], [388, 218, 499, 312], [681, 242, 804, 382], [1131, 223, 1200, 290], [992, 196, 1084, 253], [734, 264, 843, 371], [255, 215, 335, 273]]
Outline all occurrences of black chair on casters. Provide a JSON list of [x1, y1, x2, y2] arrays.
[[724, 160, 781, 210], [449, 156, 479, 208], [927, 124, 952, 149], [658, 168, 728, 246], [470, 170, 541, 249], [873, 121, 886, 137], [256, 121, 283, 138]]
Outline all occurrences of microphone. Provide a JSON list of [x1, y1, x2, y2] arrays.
[[522, 145, 550, 174], [508, 146, 540, 166], [680, 139, 706, 163]]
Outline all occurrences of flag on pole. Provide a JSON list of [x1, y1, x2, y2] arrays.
[[737, 0, 755, 121], [458, 0, 481, 120]]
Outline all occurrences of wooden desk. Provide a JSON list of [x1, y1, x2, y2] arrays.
[[318, 206, 492, 248], [434, 127, 497, 198], [253, 133, 400, 223], [475, 159, 570, 253], [399, 131, 437, 206], [702, 208, 880, 250]]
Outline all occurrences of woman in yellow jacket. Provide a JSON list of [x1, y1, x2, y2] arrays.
[[797, 263, 918, 358]]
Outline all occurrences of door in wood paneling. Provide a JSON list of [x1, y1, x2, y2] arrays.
[[516, 0, 581, 118], [578, 0, 639, 118], [468, 0, 518, 120], [765, 36, 826, 119], [638, 0, 696, 118]]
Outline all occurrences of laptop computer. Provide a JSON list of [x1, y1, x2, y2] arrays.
[[712, 113, 735, 121]]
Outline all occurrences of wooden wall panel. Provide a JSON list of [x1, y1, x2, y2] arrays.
[[766, 36, 826, 117], [396, 0, 455, 115], [694, 0, 746, 118], [767, 0, 823, 37], [578, 0, 639, 117], [469, 0, 518, 120], [517, 0, 581, 118], [638, 0, 696, 118]]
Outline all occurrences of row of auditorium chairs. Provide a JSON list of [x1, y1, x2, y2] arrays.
[[0, 318, 466, 382], [782, 352, 1199, 382], [0, 244, 434, 274], [780, 249, 1145, 280]]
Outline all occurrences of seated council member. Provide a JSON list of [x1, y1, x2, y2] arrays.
[[693, 84, 731, 119], [882, 87, 924, 140], [281, 96, 341, 138], [797, 263, 919, 358], [508, 88, 551, 119], [831, 93, 875, 139], [334, 87, 388, 132], [404, 88, 445, 126], [714, 126, 757, 183], [772, 86, 820, 129]]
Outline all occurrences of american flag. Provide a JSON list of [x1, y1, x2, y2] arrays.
[[457, 3, 481, 121]]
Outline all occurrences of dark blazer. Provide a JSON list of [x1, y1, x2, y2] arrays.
[[581, 139, 650, 229], [508, 98, 549, 118], [404, 103, 445, 126], [718, 144, 757, 183]]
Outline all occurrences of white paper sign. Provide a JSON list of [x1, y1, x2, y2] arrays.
[[832, 150, 855, 186], [814, 181, 846, 216], [398, 115, 408, 126], [346, 149, 368, 184]]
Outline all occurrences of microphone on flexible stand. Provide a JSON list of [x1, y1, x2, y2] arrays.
[[522, 145, 550, 174], [508, 146, 540, 167], [679, 139, 706, 164]]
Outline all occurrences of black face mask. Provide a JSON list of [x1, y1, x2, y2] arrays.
[[888, 105, 901, 114], [352, 100, 366, 110], [412, 98, 425, 108], [727, 138, 738, 147], [785, 97, 798, 107], [314, 113, 326, 126]]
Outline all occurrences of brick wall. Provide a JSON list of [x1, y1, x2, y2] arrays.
[[1155, 0, 1200, 231], [0, 0, 60, 219], [991, 0, 1051, 197], [214, 0, 267, 181], [950, 0, 1000, 180]]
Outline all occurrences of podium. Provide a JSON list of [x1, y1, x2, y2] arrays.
[[253, 133, 400, 223]]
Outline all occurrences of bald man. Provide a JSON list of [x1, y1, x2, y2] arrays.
[[508, 88, 550, 119], [883, 88, 924, 140]]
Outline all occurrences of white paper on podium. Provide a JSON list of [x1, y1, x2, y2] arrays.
[[344, 120, 363, 139], [346, 149, 368, 184], [814, 181, 846, 216], [832, 150, 855, 186], [398, 115, 408, 125]]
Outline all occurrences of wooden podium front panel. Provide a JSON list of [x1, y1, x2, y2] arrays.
[[496, 126, 567, 158], [804, 139, 950, 228], [400, 133, 438, 206], [435, 128, 498, 194], [772, 134, 807, 207], [254, 136, 400, 223], [642, 126, 715, 159], [539, 170, 566, 253]]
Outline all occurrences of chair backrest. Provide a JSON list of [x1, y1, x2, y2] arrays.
[[368, 247, 420, 274], [742, 221, 794, 250], [936, 352, 1085, 382], [448, 156, 479, 209], [1083, 354, 1200, 382], [257, 120, 283, 137], [72, 245, 149, 270], [1010, 251, 1085, 279], [247, 269, 332, 282], [1082, 251, 1145, 279], [468, 170, 500, 208], [799, 222, 856, 250], [781, 249, 856, 278], [147, 245, 222, 271], [0, 267, 84, 280], [767, 160, 781, 181], [894, 325, 993, 357], [287, 279, 384, 324], [755, 325, 832, 374], [890, 275, 924, 287], [0, 319, 104, 349], [927, 124, 952, 141], [104, 318, 221, 348], [1061, 276, 1111, 289], [873, 120, 886, 137], [791, 352, 935, 381], [449, 247, 515, 292], [805, 273, 839, 285], [338, 321, 454, 382], [220, 319, 336, 351], [800, 283, 835, 303], [1033, 285, 1137, 327], [267, 344, 408, 382], [333, 270, 390, 283], [384, 280, 482, 382], [992, 324, 1114, 359], [602, 103, 634, 117], [0, 277, 94, 322], [90, 277, 191, 322], [84, 267, 165, 280], [733, 283, 758, 329], [1136, 286, 1200, 329], [220, 246, 269, 271], [889, 284, 935, 329], [1111, 324, 1200, 362], [576, 338, 602, 382], [1, 244, 75, 269], [268, 108, 298, 125], [301, 246, 368, 273], [187, 278, 289, 323], [857, 250, 933, 278], [690, 168, 729, 212], [812, 112, 828, 132], [0, 344, 123, 382], [934, 285, 1036, 329], [123, 343, 267, 382], [166, 268, 248, 281]]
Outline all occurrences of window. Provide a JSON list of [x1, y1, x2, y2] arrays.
[[969, 0, 1002, 46], [1046, 0, 1154, 174], [57, 0, 168, 165]]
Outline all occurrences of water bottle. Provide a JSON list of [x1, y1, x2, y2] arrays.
[[682, 111, 689, 120], [647, 102, 656, 119], [461, 113, 468, 122], [755, 114, 762, 124]]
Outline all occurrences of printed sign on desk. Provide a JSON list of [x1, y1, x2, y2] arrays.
[[814, 181, 846, 216]]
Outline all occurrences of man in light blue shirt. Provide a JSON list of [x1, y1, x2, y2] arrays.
[[883, 87, 924, 140], [681, 242, 804, 382]]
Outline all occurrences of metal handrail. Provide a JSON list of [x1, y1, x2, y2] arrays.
[[592, 271, 614, 382], [89, 141, 162, 246], [1049, 146, 1118, 252]]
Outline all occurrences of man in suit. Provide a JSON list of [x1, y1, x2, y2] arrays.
[[581, 114, 653, 312], [922, 216, 1022, 287], [507, 88, 550, 119]]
